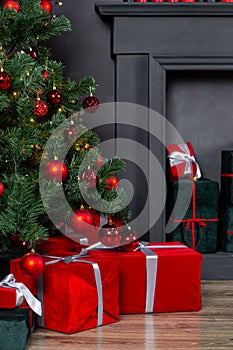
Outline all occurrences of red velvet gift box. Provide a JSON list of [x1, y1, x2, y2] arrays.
[[84, 242, 203, 314], [35, 234, 78, 253], [0, 286, 19, 309], [11, 252, 119, 334], [166, 142, 201, 181]]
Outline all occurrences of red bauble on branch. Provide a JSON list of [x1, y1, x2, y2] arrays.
[[34, 99, 48, 117], [0, 182, 4, 196], [64, 121, 79, 141], [47, 88, 62, 105], [82, 94, 99, 113], [99, 223, 122, 247], [28, 50, 37, 60], [2, 0, 20, 12], [82, 168, 97, 188], [120, 228, 139, 251], [41, 0, 52, 12], [0, 71, 11, 91], [20, 250, 45, 277], [105, 176, 119, 190], [42, 70, 49, 79], [69, 208, 94, 234], [44, 159, 68, 182]]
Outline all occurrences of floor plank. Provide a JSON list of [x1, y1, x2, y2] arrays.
[[26, 281, 233, 350]]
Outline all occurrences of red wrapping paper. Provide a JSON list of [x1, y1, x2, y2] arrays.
[[35, 234, 79, 252], [0, 287, 18, 308], [82, 242, 202, 314], [166, 142, 200, 181], [11, 252, 119, 334]]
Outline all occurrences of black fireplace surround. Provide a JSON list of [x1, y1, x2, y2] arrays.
[[96, 2, 233, 279]]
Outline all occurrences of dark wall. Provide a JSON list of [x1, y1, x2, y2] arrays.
[[50, 0, 114, 103]]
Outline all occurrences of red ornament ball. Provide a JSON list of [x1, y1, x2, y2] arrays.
[[20, 251, 44, 277], [34, 99, 49, 117], [105, 176, 119, 190], [47, 89, 62, 105], [44, 160, 68, 182], [0, 71, 11, 91], [42, 70, 49, 79], [64, 122, 79, 141], [2, 0, 20, 12], [41, 0, 52, 12], [69, 209, 94, 234], [99, 224, 122, 247], [28, 50, 37, 60], [82, 95, 99, 113], [0, 182, 4, 196], [120, 229, 139, 251], [82, 168, 97, 188]]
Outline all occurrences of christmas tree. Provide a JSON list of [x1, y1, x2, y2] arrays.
[[0, 0, 130, 253]]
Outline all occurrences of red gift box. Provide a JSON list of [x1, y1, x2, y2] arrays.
[[166, 142, 201, 181], [11, 252, 119, 334], [0, 286, 19, 309], [36, 234, 79, 253], [0, 274, 42, 318], [83, 242, 202, 314]]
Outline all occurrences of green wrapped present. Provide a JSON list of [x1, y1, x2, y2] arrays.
[[221, 150, 233, 206], [166, 179, 219, 253], [0, 307, 35, 350], [221, 205, 233, 252], [0, 316, 28, 350]]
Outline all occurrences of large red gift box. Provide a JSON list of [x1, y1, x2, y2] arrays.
[[84, 242, 203, 314], [11, 252, 119, 334], [166, 142, 201, 181]]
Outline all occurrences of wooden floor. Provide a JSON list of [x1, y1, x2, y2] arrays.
[[27, 281, 233, 350]]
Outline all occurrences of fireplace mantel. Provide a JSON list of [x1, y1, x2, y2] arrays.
[[95, 2, 233, 278], [96, 2, 233, 17]]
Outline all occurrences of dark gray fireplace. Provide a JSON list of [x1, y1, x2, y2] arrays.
[[96, 2, 233, 278]]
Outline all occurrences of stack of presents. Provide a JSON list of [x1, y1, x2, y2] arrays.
[[0, 142, 232, 349]]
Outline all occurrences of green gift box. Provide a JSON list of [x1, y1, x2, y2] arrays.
[[221, 151, 233, 206], [166, 179, 219, 253], [221, 205, 233, 252], [0, 307, 35, 350]]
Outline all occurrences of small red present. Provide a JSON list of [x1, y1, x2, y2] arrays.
[[0, 286, 19, 309], [11, 252, 119, 334], [166, 142, 201, 181], [0, 274, 42, 317], [83, 242, 203, 314]]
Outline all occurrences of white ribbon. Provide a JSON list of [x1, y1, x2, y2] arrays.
[[167, 143, 201, 179], [0, 274, 42, 316], [38, 253, 103, 327]]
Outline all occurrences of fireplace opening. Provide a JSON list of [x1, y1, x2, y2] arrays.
[[166, 70, 233, 183]]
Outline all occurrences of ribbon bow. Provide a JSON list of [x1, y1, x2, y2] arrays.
[[0, 274, 42, 316], [167, 144, 201, 179], [184, 218, 207, 231]]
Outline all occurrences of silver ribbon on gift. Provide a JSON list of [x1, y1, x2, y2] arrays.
[[0, 274, 42, 316], [136, 243, 187, 313], [167, 143, 201, 179], [38, 253, 103, 327]]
